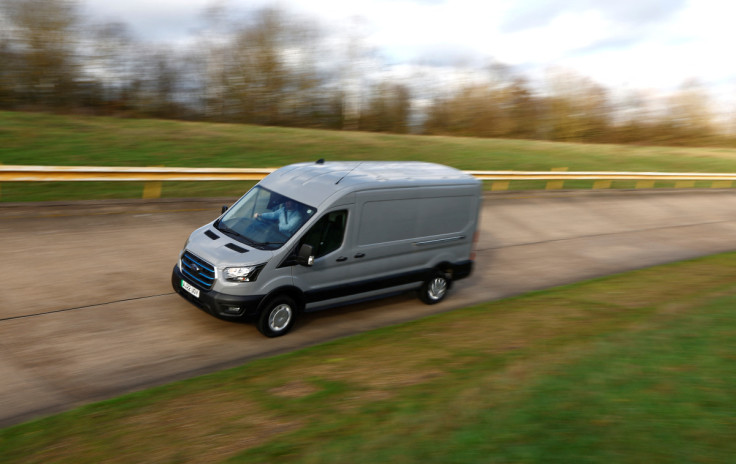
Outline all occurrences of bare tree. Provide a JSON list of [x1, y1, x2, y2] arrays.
[[661, 79, 716, 144], [359, 82, 411, 133], [0, 0, 81, 107], [542, 70, 611, 142], [505, 77, 540, 139], [214, 7, 329, 126], [83, 21, 137, 112]]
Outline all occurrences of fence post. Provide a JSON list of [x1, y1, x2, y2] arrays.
[[545, 167, 568, 190], [593, 180, 612, 189], [491, 181, 509, 191], [142, 166, 163, 199], [635, 180, 655, 189]]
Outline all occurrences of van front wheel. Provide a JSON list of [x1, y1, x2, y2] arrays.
[[257, 296, 297, 337], [419, 271, 450, 305]]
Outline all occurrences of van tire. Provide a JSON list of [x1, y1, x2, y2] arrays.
[[257, 296, 297, 337], [418, 271, 450, 305]]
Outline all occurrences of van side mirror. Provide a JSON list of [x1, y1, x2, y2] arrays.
[[297, 244, 315, 266], [221, 205, 228, 214]]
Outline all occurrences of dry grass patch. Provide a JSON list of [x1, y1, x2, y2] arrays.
[[117, 391, 302, 463], [22, 390, 304, 464], [268, 381, 321, 399]]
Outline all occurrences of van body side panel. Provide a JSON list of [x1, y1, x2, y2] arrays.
[[351, 185, 479, 288]]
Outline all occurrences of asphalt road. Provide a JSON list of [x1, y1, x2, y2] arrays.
[[2, 189, 736, 427]]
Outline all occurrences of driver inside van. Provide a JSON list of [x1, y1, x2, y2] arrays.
[[254, 199, 303, 234]]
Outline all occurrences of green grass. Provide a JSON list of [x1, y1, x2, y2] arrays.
[[3, 110, 736, 201], [3, 252, 736, 463]]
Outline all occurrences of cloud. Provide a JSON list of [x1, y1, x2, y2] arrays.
[[80, 0, 275, 42], [405, 43, 487, 68], [81, 0, 206, 41], [501, 0, 688, 33], [495, 0, 695, 73], [407, 0, 448, 5]]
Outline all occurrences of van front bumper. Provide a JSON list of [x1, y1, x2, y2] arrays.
[[171, 265, 264, 319]]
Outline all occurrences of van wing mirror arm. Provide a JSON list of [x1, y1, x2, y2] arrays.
[[297, 244, 315, 266]]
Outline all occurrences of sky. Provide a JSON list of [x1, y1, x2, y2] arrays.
[[80, 0, 736, 110]]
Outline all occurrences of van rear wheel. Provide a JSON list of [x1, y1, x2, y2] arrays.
[[257, 296, 297, 337], [419, 271, 450, 305]]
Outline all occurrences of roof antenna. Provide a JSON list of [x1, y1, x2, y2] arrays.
[[335, 162, 362, 185], [316, 158, 325, 164]]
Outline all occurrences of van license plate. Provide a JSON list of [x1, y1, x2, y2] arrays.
[[181, 280, 200, 298]]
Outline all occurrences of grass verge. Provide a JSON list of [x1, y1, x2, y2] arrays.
[[3, 111, 736, 201], [3, 252, 736, 463]]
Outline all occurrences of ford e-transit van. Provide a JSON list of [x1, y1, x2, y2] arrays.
[[172, 161, 482, 337]]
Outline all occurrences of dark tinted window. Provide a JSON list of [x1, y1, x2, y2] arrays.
[[300, 210, 348, 258]]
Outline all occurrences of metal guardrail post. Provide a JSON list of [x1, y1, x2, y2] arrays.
[[546, 167, 568, 190], [142, 166, 164, 199]]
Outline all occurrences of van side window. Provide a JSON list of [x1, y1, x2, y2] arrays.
[[300, 210, 348, 258]]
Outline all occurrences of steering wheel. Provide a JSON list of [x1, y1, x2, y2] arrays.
[[254, 214, 281, 235]]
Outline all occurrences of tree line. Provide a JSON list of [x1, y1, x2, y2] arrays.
[[1, 0, 733, 146]]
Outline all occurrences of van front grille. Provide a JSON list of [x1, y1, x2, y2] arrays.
[[181, 251, 215, 289]]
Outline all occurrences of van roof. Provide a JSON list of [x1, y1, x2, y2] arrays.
[[259, 161, 479, 208]]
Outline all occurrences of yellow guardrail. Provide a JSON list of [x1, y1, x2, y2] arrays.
[[1, 165, 735, 198], [0, 165, 277, 182]]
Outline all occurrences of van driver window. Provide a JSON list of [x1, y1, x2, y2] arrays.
[[300, 210, 348, 258]]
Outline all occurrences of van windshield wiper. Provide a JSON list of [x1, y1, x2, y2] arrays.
[[216, 223, 256, 246], [248, 240, 286, 249]]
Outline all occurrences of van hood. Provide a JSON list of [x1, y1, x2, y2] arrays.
[[185, 224, 275, 268]]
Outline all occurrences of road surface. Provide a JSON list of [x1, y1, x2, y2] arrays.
[[2, 189, 736, 426]]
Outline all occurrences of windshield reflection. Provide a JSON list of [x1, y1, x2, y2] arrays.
[[216, 186, 316, 250]]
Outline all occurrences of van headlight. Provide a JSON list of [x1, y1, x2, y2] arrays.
[[224, 264, 264, 282]]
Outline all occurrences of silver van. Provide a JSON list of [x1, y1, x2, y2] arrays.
[[172, 161, 482, 337]]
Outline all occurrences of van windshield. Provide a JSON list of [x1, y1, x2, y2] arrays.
[[215, 186, 316, 250]]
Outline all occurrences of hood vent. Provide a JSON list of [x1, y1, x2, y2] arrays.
[[205, 230, 220, 240], [225, 243, 248, 253]]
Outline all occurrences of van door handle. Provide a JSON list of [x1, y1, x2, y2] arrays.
[[336, 256, 348, 262], [354, 253, 365, 258]]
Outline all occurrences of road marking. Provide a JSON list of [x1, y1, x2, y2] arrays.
[[0, 293, 176, 322]]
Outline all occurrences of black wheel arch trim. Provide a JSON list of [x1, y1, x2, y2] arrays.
[[258, 285, 306, 314], [302, 260, 473, 304]]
